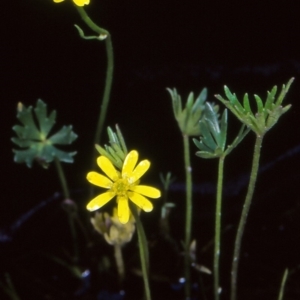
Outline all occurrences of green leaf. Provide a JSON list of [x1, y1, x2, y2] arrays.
[[12, 99, 77, 168], [111, 143, 126, 160], [204, 103, 221, 145], [254, 95, 264, 114], [167, 88, 182, 119], [186, 92, 194, 109], [48, 126, 77, 145], [224, 86, 244, 112], [116, 124, 128, 155], [107, 126, 119, 145], [192, 88, 207, 114], [199, 119, 217, 150], [34, 99, 57, 136], [264, 86, 277, 112], [193, 137, 212, 153], [219, 109, 228, 151], [195, 151, 219, 159], [243, 93, 253, 114], [15, 107, 40, 140], [275, 78, 294, 106]]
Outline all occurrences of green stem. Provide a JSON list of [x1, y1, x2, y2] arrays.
[[54, 158, 78, 262], [183, 134, 192, 299], [0, 273, 21, 300], [75, 7, 114, 192], [54, 157, 70, 199], [114, 244, 125, 283], [76, 7, 108, 35], [277, 268, 289, 300], [230, 135, 264, 300], [214, 156, 225, 300], [93, 35, 114, 147], [130, 204, 151, 300], [76, 7, 114, 148]]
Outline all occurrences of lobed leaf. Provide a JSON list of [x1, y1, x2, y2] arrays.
[[254, 95, 264, 114]]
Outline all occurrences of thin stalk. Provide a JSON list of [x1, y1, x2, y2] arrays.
[[0, 273, 21, 300], [114, 244, 125, 283], [183, 134, 192, 299], [76, 7, 113, 146], [76, 7, 109, 36], [130, 204, 151, 300], [54, 157, 70, 199], [93, 35, 114, 147], [76, 7, 114, 191], [277, 269, 289, 300], [214, 156, 225, 300], [230, 135, 264, 300], [54, 158, 78, 262]]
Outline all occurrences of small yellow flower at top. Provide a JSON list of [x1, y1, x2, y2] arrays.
[[86, 150, 161, 224], [53, 0, 90, 7]]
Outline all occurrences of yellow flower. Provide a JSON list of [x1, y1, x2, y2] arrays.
[[86, 150, 161, 224], [53, 0, 90, 7]]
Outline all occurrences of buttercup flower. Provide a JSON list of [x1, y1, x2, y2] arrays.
[[86, 150, 161, 224], [53, 0, 90, 7]]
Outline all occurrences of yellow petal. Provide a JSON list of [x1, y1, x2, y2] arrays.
[[86, 191, 115, 211], [130, 185, 161, 198], [117, 197, 130, 224], [86, 172, 113, 188], [127, 192, 153, 212], [53, 0, 64, 2], [73, 0, 89, 6], [97, 156, 119, 181], [128, 160, 150, 183], [122, 150, 138, 177]]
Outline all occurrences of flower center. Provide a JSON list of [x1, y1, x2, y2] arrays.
[[112, 178, 130, 197]]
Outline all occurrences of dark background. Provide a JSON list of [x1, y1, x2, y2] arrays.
[[1, 0, 300, 299]]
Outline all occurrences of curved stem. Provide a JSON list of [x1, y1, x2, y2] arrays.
[[183, 134, 192, 299], [130, 204, 151, 300], [230, 135, 264, 300], [76, 7, 114, 178], [214, 156, 225, 300], [76, 7, 108, 35]]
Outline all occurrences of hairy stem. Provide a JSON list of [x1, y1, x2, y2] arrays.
[[214, 156, 225, 300], [183, 134, 192, 299], [231, 135, 264, 300]]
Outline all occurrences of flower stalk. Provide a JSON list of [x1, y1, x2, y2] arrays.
[[214, 79, 294, 300], [183, 133, 192, 298], [230, 134, 263, 300], [130, 204, 151, 300], [114, 244, 125, 282], [75, 7, 114, 167], [54, 157, 79, 262], [277, 268, 289, 300], [194, 103, 249, 300], [214, 155, 225, 300]]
